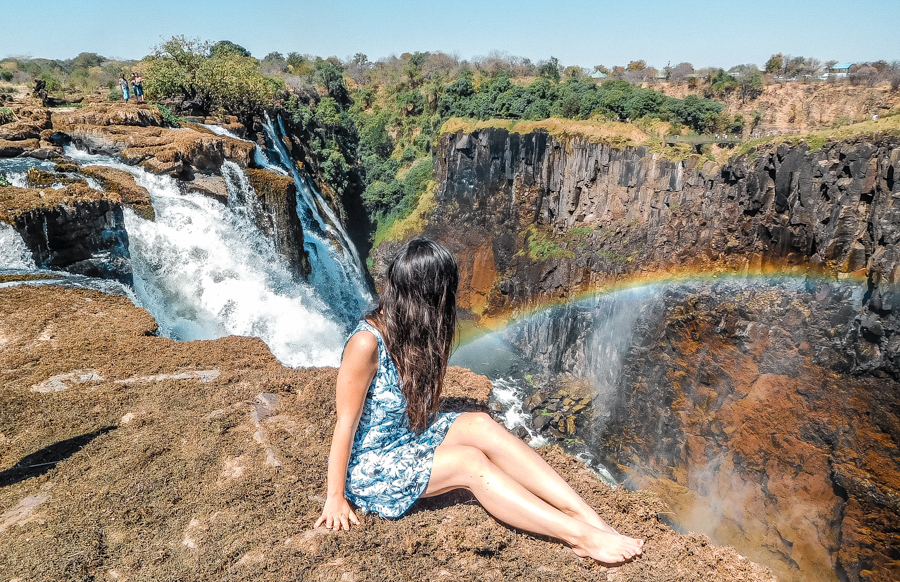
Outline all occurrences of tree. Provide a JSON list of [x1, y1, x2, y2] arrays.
[[347, 53, 371, 87], [144, 36, 281, 126], [764, 53, 784, 74], [314, 59, 350, 108], [71, 52, 106, 69], [210, 40, 251, 58], [627, 60, 646, 71], [669, 62, 694, 82], [537, 57, 560, 82]]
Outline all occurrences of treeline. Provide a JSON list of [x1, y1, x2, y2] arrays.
[[0, 52, 137, 98], [5, 42, 898, 243]]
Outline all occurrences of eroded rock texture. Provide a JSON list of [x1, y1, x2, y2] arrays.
[[376, 129, 900, 582], [604, 283, 899, 582], [0, 184, 131, 283], [390, 129, 900, 377]]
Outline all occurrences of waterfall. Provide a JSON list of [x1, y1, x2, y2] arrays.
[[202, 116, 373, 325], [258, 113, 372, 323], [0, 222, 37, 270], [63, 147, 347, 367]]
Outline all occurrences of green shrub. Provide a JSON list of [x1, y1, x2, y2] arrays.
[[0, 107, 15, 124], [0, 172, 9, 187], [0, 71, 12, 82], [38, 72, 61, 92], [155, 103, 182, 127]]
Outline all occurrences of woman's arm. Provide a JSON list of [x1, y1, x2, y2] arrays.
[[314, 331, 379, 531]]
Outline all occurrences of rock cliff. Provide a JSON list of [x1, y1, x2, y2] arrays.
[[0, 184, 131, 283], [372, 127, 900, 582], [393, 127, 900, 377]]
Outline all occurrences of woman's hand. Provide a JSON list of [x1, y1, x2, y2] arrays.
[[314, 495, 360, 531]]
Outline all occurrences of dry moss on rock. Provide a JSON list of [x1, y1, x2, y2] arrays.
[[0, 285, 775, 582], [80, 165, 154, 220], [0, 183, 120, 224]]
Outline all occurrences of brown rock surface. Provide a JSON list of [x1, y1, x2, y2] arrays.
[[0, 284, 774, 582], [51, 103, 255, 175], [246, 168, 309, 275], [51, 102, 165, 128], [0, 138, 39, 157], [80, 165, 154, 220], [0, 183, 119, 222], [593, 285, 900, 582], [0, 184, 131, 281]]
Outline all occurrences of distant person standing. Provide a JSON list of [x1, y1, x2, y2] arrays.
[[132, 72, 144, 104], [119, 75, 130, 103]]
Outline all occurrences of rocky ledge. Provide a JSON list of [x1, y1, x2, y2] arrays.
[[0, 283, 774, 582], [0, 101, 309, 281], [0, 183, 131, 282]]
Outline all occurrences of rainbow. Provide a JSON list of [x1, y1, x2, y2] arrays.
[[458, 264, 869, 345]]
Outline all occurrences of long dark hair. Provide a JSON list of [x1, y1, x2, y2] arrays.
[[368, 238, 458, 432]]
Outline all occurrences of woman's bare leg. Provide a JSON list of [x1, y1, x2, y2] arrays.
[[441, 412, 627, 537], [424, 444, 642, 563]]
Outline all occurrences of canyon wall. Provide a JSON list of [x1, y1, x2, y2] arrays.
[[379, 128, 900, 378], [372, 128, 900, 581]]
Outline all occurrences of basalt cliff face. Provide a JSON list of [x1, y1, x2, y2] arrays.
[[373, 129, 900, 582], [385, 128, 900, 378]]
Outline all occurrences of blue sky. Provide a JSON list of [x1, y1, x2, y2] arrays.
[[3, 0, 897, 68]]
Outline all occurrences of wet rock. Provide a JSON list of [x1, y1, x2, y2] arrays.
[[25, 168, 55, 187], [532, 412, 551, 431], [0, 138, 38, 157], [524, 391, 546, 412], [246, 168, 310, 276], [0, 122, 42, 141], [1, 183, 132, 284], [80, 165, 154, 221]]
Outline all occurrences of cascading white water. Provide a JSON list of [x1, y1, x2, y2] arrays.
[[197, 123, 282, 171], [259, 114, 372, 322], [201, 116, 372, 324], [64, 147, 348, 367], [0, 222, 36, 269]]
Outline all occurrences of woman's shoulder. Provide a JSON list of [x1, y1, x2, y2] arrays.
[[345, 320, 381, 350]]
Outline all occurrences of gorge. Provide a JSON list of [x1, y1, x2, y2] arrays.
[[1, 97, 898, 582]]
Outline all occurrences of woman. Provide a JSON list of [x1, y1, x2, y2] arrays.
[[315, 239, 643, 563], [118, 75, 130, 103], [131, 73, 144, 104]]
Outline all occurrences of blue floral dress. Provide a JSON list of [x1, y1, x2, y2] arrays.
[[343, 320, 461, 518]]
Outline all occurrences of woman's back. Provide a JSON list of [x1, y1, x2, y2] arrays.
[[343, 319, 460, 518]]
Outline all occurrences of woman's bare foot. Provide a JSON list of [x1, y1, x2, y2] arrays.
[[567, 508, 620, 535], [571, 529, 644, 564]]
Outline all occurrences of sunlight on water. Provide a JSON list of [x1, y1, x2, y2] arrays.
[[65, 147, 348, 367]]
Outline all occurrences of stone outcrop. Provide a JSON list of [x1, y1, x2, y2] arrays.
[[79, 165, 154, 220], [246, 168, 310, 276], [0, 106, 57, 159], [0, 184, 131, 283], [51, 103, 256, 179]]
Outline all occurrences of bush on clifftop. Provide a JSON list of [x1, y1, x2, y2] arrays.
[[143, 36, 283, 126]]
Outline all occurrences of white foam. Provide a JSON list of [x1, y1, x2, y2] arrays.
[[0, 222, 36, 269], [65, 147, 348, 367]]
